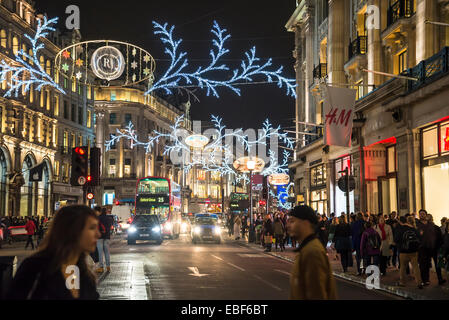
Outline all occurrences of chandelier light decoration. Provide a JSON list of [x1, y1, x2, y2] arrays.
[[106, 115, 294, 182], [0, 17, 65, 97], [146, 21, 297, 98]]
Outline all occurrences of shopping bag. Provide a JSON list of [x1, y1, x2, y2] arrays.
[[264, 235, 273, 244]]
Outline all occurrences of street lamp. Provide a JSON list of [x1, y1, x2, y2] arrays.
[[247, 159, 256, 243]]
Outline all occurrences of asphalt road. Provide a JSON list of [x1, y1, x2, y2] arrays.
[[96, 233, 401, 300]]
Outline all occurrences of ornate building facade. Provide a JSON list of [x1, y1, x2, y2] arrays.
[[0, 0, 94, 217], [287, 0, 449, 223]]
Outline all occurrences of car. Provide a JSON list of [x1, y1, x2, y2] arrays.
[[127, 215, 163, 245], [180, 217, 192, 234], [191, 214, 221, 244]]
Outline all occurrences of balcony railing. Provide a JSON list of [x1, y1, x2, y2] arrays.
[[387, 0, 414, 28], [408, 47, 449, 92], [313, 63, 327, 80], [348, 36, 367, 61], [305, 126, 324, 147]]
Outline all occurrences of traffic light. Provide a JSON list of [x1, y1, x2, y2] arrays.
[[89, 147, 101, 186], [70, 147, 88, 186]]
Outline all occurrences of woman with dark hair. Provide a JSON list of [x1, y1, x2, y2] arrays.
[[7, 205, 101, 300], [333, 216, 352, 273]]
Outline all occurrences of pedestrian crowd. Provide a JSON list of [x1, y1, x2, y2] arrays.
[[313, 210, 449, 289], [0, 216, 48, 249]]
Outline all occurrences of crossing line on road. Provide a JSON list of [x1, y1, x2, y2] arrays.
[[274, 269, 291, 277], [253, 275, 283, 292], [211, 254, 224, 261], [227, 262, 245, 272]]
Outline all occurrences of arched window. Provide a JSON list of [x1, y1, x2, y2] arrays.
[[39, 56, 44, 70], [0, 30, 7, 48], [12, 36, 19, 55], [28, 49, 33, 65], [46, 60, 51, 75], [22, 44, 27, 60]]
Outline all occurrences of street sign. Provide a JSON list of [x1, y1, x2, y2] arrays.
[[338, 175, 356, 192], [78, 176, 87, 186]]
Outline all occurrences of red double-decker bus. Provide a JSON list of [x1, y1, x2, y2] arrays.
[[135, 177, 181, 239]]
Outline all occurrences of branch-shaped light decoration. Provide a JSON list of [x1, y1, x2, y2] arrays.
[[0, 17, 65, 97], [146, 21, 296, 98], [105, 115, 293, 181]]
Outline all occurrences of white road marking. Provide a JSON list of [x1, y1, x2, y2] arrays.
[[188, 267, 210, 277], [211, 255, 224, 261], [253, 275, 283, 292], [227, 262, 245, 272], [238, 254, 267, 258], [274, 269, 291, 277]]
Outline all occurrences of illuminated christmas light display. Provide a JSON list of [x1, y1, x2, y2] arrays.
[[146, 21, 297, 98], [0, 17, 65, 97], [106, 115, 293, 181], [270, 182, 295, 210]]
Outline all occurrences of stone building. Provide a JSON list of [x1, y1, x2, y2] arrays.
[[287, 0, 449, 222], [94, 86, 190, 206], [0, 0, 94, 217]]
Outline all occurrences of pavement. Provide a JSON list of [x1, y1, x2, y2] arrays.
[[235, 238, 449, 300]]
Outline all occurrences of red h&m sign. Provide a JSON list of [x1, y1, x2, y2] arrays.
[[323, 86, 357, 147], [444, 127, 449, 152]]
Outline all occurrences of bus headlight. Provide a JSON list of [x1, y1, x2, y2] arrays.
[[152, 226, 161, 233], [194, 226, 202, 234], [214, 227, 221, 235], [128, 227, 137, 233]]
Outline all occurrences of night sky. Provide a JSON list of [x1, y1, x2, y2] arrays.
[[35, 0, 297, 130]]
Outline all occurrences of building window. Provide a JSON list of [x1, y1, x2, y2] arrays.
[[109, 159, 116, 177], [317, 101, 324, 125], [28, 49, 33, 65], [125, 113, 132, 124], [356, 79, 364, 100], [40, 91, 45, 108], [54, 96, 59, 116], [64, 100, 69, 119], [197, 170, 206, 181], [87, 110, 91, 128], [387, 145, 397, 174], [72, 77, 76, 92], [78, 135, 83, 147], [398, 50, 407, 74], [310, 189, 327, 215], [46, 90, 50, 110], [39, 55, 45, 70], [54, 161, 60, 180], [71, 104, 76, 122], [109, 134, 117, 149], [87, 85, 92, 100], [63, 131, 68, 153], [12, 36, 19, 55], [54, 67, 59, 84], [310, 164, 327, 189], [22, 44, 27, 61], [109, 113, 117, 124], [422, 125, 439, 159], [124, 159, 131, 176], [0, 30, 6, 48], [110, 90, 116, 101], [64, 78, 68, 89], [46, 60, 51, 76], [441, 122, 449, 155], [71, 133, 76, 148]]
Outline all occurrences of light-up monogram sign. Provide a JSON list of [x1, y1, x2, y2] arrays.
[[91, 46, 125, 81]]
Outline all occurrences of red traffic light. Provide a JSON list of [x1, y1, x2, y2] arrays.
[[87, 193, 94, 200], [259, 200, 266, 206], [74, 147, 86, 155]]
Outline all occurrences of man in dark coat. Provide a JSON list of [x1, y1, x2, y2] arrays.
[[416, 209, 437, 285]]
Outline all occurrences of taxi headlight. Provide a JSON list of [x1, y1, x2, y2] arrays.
[[194, 226, 202, 234], [128, 227, 137, 233], [214, 227, 221, 235]]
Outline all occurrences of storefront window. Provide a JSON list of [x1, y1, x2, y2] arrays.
[[197, 170, 206, 181], [310, 164, 327, 188], [387, 146, 397, 174], [422, 125, 438, 159], [109, 159, 116, 177], [124, 159, 131, 176], [423, 163, 449, 224], [310, 189, 327, 215]]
